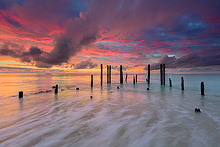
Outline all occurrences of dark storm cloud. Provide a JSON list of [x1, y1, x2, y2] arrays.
[[74, 58, 97, 69], [0, 35, 98, 68], [0, 43, 47, 65], [1, 0, 220, 68], [148, 53, 220, 70]]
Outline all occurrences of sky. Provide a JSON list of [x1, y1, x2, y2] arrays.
[[0, 0, 220, 73]]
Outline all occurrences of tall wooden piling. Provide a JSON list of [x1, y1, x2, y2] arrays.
[[107, 65, 109, 83], [148, 64, 150, 84], [136, 74, 137, 83], [120, 65, 123, 84], [109, 65, 111, 83], [19, 91, 23, 98], [201, 82, 205, 95], [181, 77, 184, 90], [163, 64, 165, 85], [55, 84, 58, 94], [107, 65, 111, 84], [160, 64, 163, 85], [125, 73, 128, 83], [169, 78, 172, 87], [160, 64, 165, 85], [91, 75, 93, 87], [133, 75, 135, 84], [101, 64, 103, 85]]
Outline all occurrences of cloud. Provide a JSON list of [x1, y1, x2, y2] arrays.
[[0, 34, 97, 68], [148, 53, 220, 70], [0, 43, 46, 64], [74, 58, 97, 69], [1, 0, 220, 69]]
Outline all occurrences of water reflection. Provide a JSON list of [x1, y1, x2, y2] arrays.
[[19, 98, 23, 111], [0, 73, 220, 146]]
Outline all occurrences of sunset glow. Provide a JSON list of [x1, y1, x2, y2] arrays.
[[0, 0, 220, 73]]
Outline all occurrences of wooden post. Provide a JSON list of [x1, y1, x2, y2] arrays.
[[169, 78, 172, 87], [120, 65, 123, 84], [107, 65, 108, 83], [109, 65, 111, 83], [160, 64, 163, 85], [136, 74, 137, 83], [148, 64, 150, 84], [101, 64, 103, 85], [91, 75, 93, 87], [201, 82, 205, 96], [107, 65, 111, 84], [19, 91, 23, 98], [107, 65, 109, 83], [181, 77, 184, 90], [55, 84, 58, 94], [133, 75, 135, 84], [163, 64, 165, 85], [125, 73, 128, 83]]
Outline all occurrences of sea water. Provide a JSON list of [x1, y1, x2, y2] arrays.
[[0, 73, 220, 147]]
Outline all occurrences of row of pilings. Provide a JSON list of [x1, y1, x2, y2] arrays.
[[100, 64, 151, 85], [18, 63, 205, 98], [97, 64, 204, 95]]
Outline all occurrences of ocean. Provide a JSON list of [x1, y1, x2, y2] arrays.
[[0, 73, 220, 147]]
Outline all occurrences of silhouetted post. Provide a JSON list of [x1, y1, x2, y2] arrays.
[[19, 91, 23, 98], [109, 65, 111, 83], [125, 73, 128, 83], [169, 78, 172, 87], [148, 64, 150, 84], [55, 84, 58, 94], [91, 75, 93, 87], [160, 64, 163, 85], [101, 64, 103, 85], [133, 75, 135, 84], [107, 65, 109, 83], [136, 74, 137, 83], [107, 65, 111, 84], [120, 65, 123, 84], [163, 64, 165, 85], [201, 82, 205, 96], [107, 65, 108, 83], [181, 77, 184, 90], [160, 64, 165, 85]]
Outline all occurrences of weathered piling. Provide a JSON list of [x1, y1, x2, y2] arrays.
[[109, 65, 111, 83], [91, 75, 93, 87], [133, 75, 135, 84], [181, 77, 184, 90], [125, 73, 128, 83], [19, 91, 23, 98], [120, 65, 123, 84], [55, 84, 58, 94], [169, 78, 172, 87], [107, 65, 111, 83], [163, 64, 165, 85], [160, 64, 165, 85], [107, 65, 108, 83], [201, 82, 205, 96], [107, 65, 109, 83], [101, 64, 103, 85], [136, 74, 137, 83], [148, 64, 150, 84], [160, 64, 163, 85]]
